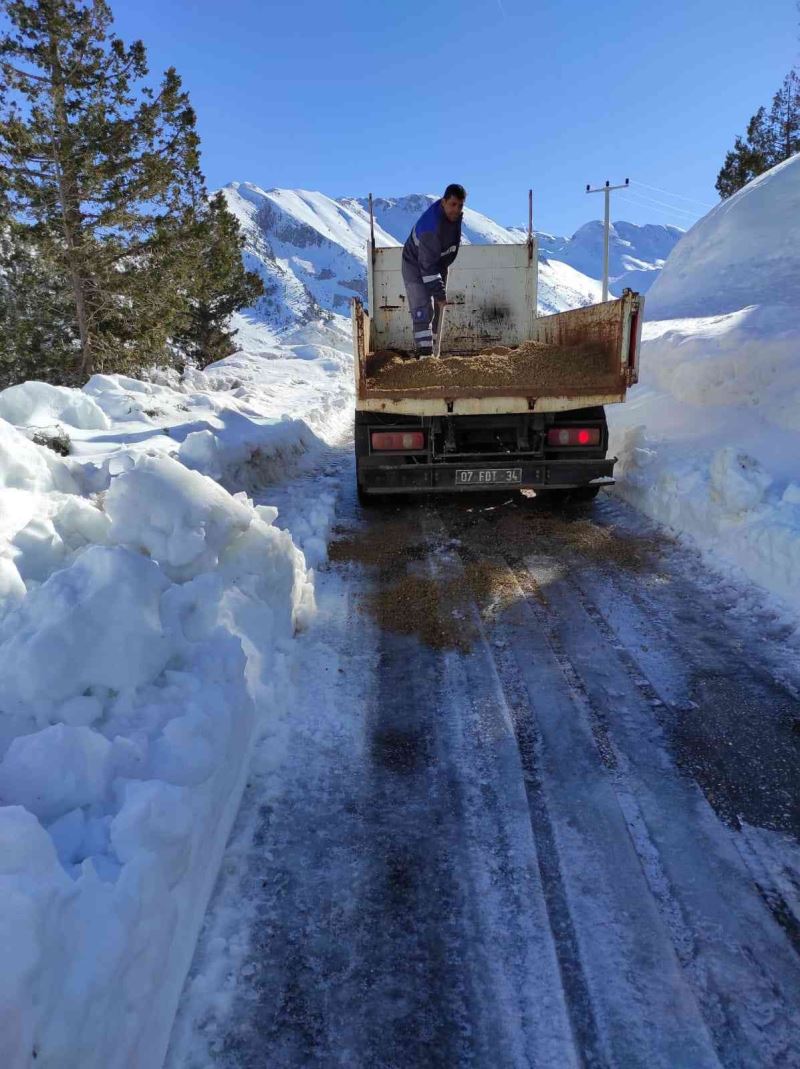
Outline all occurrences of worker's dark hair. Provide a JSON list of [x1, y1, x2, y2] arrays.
[[443, 183, 467, 202]]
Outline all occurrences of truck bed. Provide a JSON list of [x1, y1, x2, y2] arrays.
[[353, 288, 644, 415], [365, 339, 616, 396]]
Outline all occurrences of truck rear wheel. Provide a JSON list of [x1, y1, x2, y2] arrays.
[[535, 485, 601, 507], [357, 480, 387, 508]]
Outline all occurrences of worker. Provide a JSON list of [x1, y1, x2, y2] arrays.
[[401, 184, 466, 358]]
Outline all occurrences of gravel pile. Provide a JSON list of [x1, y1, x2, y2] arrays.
[[366, 339, 617, 394]]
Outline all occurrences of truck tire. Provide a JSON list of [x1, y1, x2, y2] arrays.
[[537, 485, 601, 507], [357, 479, 387, 508], [357, 482, 372, 507], [568, 485, 602, 503]]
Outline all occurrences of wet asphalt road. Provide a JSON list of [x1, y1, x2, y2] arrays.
[[169, 465, 800, 1069]]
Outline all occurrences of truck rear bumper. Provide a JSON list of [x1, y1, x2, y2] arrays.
[[358, 457, 616, 495]]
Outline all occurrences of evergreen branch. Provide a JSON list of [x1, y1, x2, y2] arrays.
[[0, 161, 57, 178], [0, 59, 51, 85]]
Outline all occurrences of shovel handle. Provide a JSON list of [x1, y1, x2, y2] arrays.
[[435, 305, 446, 359]]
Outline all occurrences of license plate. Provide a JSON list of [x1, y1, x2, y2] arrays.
[[455, 468, 522, 486]]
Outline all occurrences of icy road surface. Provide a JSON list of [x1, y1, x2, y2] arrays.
[[168, 449, 800, 1069]]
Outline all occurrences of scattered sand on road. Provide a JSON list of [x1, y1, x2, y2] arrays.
[[368, 574, 476, 651], [329, 500, 668, 650], [328, 519, 427, 571], [500, 506, 667, 572], [329, 518, 478, 650]]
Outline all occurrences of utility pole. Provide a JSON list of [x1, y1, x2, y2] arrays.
[[585, 178, 629, 301], [526, 188, 533, 263], [368, 192, 376, 267]]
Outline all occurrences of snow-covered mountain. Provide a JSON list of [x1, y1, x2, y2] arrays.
[[221, 184, 679, 333], [221, 183, 399, 331], [342, 193, 602, 313], [342, 193, 517, 247], [511, 220, 683, 296], [351, 194, 681, 297]]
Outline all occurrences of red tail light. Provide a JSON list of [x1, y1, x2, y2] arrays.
[[371, 431, 425, 451], [547, 427, 601, 447]]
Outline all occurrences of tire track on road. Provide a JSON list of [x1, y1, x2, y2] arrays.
[[441, 495, 800, 1068], [434, 502, 721, 1069]]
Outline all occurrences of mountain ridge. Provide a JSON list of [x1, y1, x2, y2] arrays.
[[220, 183, 682, 334]]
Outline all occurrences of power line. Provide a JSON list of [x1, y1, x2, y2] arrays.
[[615, 194, 696, 226], [622, 203, 697, 227], [630, 180, 716, 209], [622, 187, 701, 215], [620, 189, 702, 220]]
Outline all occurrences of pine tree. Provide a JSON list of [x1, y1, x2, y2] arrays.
[[175, 190, 264, 369], [716, 71, 800, 198], [0, 0, 202, 380], [0, 220, 75, 386], [768, 69, 800, 160], [716, 109, 772, 198]]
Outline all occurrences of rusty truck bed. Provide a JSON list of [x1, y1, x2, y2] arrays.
[[353, 291, 644, 415]]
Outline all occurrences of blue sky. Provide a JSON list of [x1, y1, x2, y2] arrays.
[[111, 0, 798, 235]]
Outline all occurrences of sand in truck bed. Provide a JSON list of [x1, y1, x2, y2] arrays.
[[365, 340, 617, 394]]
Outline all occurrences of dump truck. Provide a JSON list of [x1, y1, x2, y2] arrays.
[[352, 231, 643, 504]]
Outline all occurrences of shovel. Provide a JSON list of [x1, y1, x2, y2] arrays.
[[434, 302, 447, 359]]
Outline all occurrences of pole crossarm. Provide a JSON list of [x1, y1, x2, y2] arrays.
[[586, 181, 630, 194]]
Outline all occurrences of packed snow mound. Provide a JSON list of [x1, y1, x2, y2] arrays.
[[0, 344, 334, 1067], [105, 455, 253, 581], [0, 420, 95, 603], [83, 372, 189, 423], [0, 381, 110, 432], [646, 153, 800, 318], [0, 419, 79, 494], [0, 545, 171, 718], [177, 414, 323, 493], [0, 725, 115, 823], [0, 461, 314, 1068], [641, 304, 800, 430], [610, 156, 800, 614]]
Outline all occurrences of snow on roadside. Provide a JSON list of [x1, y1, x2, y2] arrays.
[[0, 323, 350, 1068], [609, 154, 800, 616]]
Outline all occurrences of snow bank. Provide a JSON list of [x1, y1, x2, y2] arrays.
[[0, 195, 359, 1067], [0, 381, 110, 432], [0, 441, 314, 1068], [0, 313, 345, 1067], [105, 455, 253, 580], [177, 413, 323, 493], [610, 154, 800, 614], [0, 418, 79, 495], [0, 420, 105, 616], [645, 154, 800, 318], [0, 545, 171, 716]]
